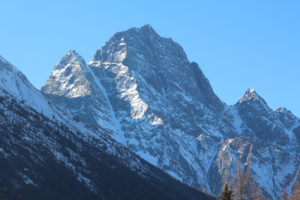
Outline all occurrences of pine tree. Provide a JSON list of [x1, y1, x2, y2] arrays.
[[220, 184, 233, 200]]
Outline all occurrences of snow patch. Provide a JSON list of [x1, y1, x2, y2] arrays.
[[238, 88, 260, 103], [152, 116, 163, 125], [88, 65, 124, 138], [0, 65, 56, 119], [43, 51, 91, 98], [230, 106, 243, 134], [19, 172, 36, 185]]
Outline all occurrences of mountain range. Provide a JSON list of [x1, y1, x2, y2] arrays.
[[1, 25, 299, 199]]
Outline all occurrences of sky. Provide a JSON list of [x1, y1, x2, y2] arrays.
[[0, 0, 299, 117]]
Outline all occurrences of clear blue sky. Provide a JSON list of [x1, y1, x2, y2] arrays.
[[0, 0, 299, 117]]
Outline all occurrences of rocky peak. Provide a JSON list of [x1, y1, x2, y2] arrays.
[[238, 88, 262, 103], [236, 88, 275, 115], [236, 88, 271, 112], [90, 25, 224, 117], [57, 50, 87, 70], [38, 26, 300, 199], [235, 88, 293, 145], [276, 107, 300, 130], [92, 25, 188, 65], [276, 107, 287, 113], [41, 50, 91, 98], [127, 24, 159, 38], [275, 107, 295, 116]]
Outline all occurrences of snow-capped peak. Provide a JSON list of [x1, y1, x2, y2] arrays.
[[56, 50, 87, 71], [92, 25, 187, 64], [40, 26, 300, 199], [66, 50, 85, 61], [238, 88, 262, 103], [42, 50, 91, 98], [247, 87, 255, 93]]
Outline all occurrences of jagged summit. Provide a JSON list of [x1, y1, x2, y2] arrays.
[[92, 24, 187, 64], [128, 24, 157, 35], [247, 87, 255, 93], [275, 107, 299, 119], [121, 24, 159, 38], [1, 55, 215, 200], [134, 24, 160, 37], [140, 24, 154, 30], [57, 50, 87, 70], [276, 107, 289, 113], [66, 49, 82, 57], [238, 88, 267, 105], [238, 88, 257, 102], [40, 26, 299, 199], [42, 50, 91, 98]]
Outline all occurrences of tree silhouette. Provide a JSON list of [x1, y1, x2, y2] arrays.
[[220, 184, 233, 200]]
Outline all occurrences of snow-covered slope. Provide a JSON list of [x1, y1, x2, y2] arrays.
[[42, 25, 300, 199], [0, 55, 57, 118], [42, 50, 91, 98], [0, 54, 214, 200], [42, 50, 116, 131]]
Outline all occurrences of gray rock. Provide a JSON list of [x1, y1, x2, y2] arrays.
[[42, 25, 300, 199]]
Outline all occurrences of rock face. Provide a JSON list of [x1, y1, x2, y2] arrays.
[[0, 55, 214, 200], [42, 25, 299, 199]]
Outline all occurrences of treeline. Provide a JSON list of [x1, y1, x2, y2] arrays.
[[219, 164, 300, 200]]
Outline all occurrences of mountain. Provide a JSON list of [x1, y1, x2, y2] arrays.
[[41, 25, 300, 199], [0, 55, 214, 199]]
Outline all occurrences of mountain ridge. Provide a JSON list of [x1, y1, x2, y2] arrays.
[[0, 52, 215, 200], [41, 25, 299, 199]]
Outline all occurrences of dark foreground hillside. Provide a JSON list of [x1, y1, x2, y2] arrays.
[[0, 90, 214, 200]]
